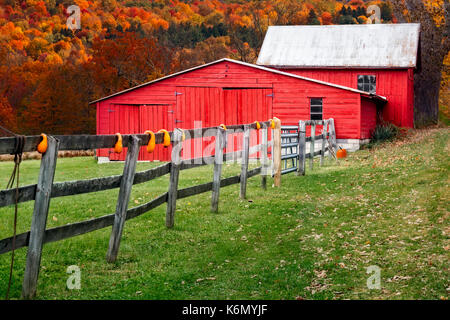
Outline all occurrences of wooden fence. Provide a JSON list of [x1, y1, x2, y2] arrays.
[[0, 118, 282, 299], [278, 119, 337, 176], [297, 118, 338, 176]]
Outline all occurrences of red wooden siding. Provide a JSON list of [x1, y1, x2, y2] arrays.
[[96, 60, 379, 161], [139, 105, 171, 161], [360, 98, 377, 139], [283, 68, 414, 128], [97, 104, 171, 161], [176, 87, 223, 160]]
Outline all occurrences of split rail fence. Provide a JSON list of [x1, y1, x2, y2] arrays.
[[0, 117, 336, 299], [0, 119, 282, 299]]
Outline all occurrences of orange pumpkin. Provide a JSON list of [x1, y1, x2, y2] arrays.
[[336, 147, 347, 159]]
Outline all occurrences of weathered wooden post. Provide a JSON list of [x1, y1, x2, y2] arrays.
[[22, 135, 59, 299], [240, 124, 250, 199], [272, 117, 282, 187], [320, 120, 327, 166], [260, 123, 269, 190], [327, 119, 333, 160], [106, 135, 140, 263], [166, 129, 183, 228], [310, 121, 316, 170], [211, 127, 226, 212], [297, 120, 306, 176], [329, 118, 337, 151]]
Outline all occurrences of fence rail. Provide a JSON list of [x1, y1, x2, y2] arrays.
[[0, 119, 281, 299]]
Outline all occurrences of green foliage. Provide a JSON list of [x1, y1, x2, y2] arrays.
[[307, 9, 320, 25], [370, 123, 399, 143], [339, 15, 356, 24]]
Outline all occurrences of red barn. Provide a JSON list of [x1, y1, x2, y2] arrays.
[[257, 24, 420, 128], [91, 59, 386, 161]]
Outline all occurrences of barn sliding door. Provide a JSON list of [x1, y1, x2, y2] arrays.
[[175, 87, 224, 160], [223, 88, 273, 158], [106, 104, 170, 161], [175, 87, 273, 160], [139, 104, 170, 161]]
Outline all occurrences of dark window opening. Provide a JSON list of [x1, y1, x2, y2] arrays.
[[357, 75, 376, 94], [310, 98, 323, 120]]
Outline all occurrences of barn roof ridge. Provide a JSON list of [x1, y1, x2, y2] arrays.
[[257, 23, 420, 68], [90, 58, 387, 104]]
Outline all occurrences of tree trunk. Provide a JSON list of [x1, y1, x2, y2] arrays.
[[414, 71, 442, 126]]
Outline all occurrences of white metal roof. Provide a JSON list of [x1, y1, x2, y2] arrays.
[[90, 58, 387, 104], [257, 24, 420, 68]]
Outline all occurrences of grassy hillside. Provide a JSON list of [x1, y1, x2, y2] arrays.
[[0, 127, 448, 299]]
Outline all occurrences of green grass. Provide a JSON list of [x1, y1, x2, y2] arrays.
[[0, 128, 449, 300]]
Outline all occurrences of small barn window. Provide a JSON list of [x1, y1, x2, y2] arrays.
[[357, 75, 376, 94], [310, 98, 323, 120]]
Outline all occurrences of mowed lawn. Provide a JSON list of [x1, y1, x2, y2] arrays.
[[0, 127, 448, 300]]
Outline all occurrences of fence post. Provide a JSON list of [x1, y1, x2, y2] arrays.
[[310, 122, 316, 170], [272, 117, 282, 187], [329, 118, 337, 151], [327, 120, 332, 160], [320, 120, 327, 166], [260, 123, 269, 189], [106, 135, 140, 263], [297, 120, 306, 176], [240, 124, 250, 199], [22, 136, 59, 299], [166, 129, 183, 228], [211, 127, 226, 212]]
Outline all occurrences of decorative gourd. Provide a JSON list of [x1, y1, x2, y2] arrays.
[[114, 133, 123, 153], [37, 133, 48, 154], [144, 130, 156, 153], [254, 121, 261, 130], [269, 119, 275, 129], [158, 129, 171, 147], [336, 147, 347, 159], [219, 124, 227, 130]]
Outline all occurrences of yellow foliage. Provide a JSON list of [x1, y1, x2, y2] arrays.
[[44, 52, 63, 65], [423, 0, 446, 27]]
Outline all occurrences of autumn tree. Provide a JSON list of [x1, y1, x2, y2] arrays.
[[321, 12, 333, 25], [390, 0, 450, 125], [91, 32, 167, 93], [173, 36, 232, 70]]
